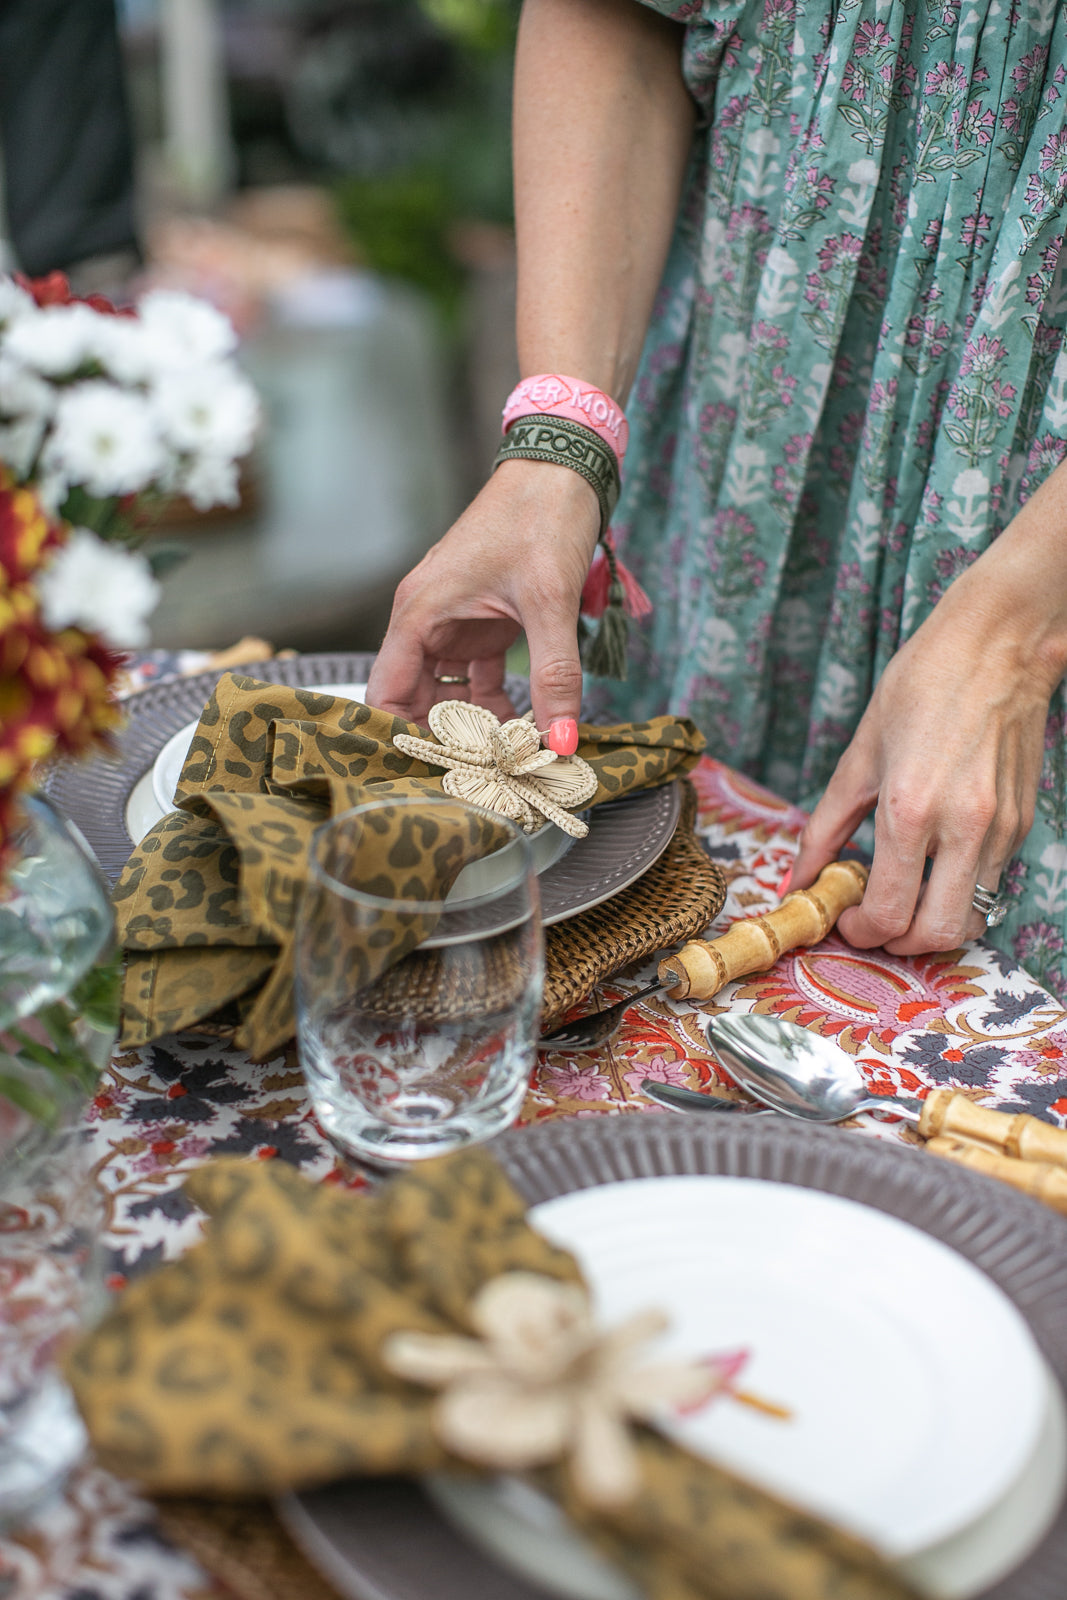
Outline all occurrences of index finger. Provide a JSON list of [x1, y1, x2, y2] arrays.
[[366, 626, 437, 720]]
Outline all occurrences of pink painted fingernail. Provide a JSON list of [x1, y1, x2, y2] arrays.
[[778, 867, 793, 897], [547, 717, 579, 756]]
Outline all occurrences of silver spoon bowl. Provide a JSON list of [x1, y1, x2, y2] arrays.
[[704, 1013, 923, 1125]]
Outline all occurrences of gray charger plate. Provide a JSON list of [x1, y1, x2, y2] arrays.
[[281, 1114, 1067, 1600], [41, 651, 680, 922]]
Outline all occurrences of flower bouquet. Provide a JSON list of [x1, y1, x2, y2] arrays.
[[0, 271, 259, 1519], [0, 268, 260, 1104], [0, 270, 259, 858]]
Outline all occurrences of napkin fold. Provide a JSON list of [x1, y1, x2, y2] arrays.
[[114, 674, 705, 1059], [67, 1150, 917, 1600]]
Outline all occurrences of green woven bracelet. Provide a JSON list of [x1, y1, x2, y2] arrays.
[[492, 413, 632, 680], [493, 414, 620, 535]]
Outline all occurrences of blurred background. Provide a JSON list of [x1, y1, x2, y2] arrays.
[[0, 0, 522, 653]]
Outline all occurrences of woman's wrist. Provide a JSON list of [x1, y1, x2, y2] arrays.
[[490, 456, 602, 553], [945, 504, 1067, 693]]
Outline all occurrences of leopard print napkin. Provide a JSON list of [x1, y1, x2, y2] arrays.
[[113, 673, 705, 1060]]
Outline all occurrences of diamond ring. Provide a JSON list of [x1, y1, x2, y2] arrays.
[[972, 882, 1006, 929]]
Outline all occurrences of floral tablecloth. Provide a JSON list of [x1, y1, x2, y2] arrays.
[[4, 662, 1067, 1599]]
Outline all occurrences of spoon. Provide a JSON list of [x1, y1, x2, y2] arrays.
[[703, 1013, 923, 1125], [539, 981, 663, 1051]]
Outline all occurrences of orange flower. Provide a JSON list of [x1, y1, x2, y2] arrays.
[[0, 469, 122, 859]]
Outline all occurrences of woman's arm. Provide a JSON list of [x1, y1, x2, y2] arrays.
[[367, 0, 694, 734], [791, 455, 1067, 952], [513, 0, 695, 399]]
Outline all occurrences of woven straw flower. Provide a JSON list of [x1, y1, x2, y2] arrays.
[[393, 702, 597, 838], [382, 1271, 726, 1508]]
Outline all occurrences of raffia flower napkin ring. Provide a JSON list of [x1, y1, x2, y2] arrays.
[[393, 702, 598, 838], [383, 1270, 725, 1508]]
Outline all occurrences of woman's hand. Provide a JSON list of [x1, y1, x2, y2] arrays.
[[367, 459, 600, 734], [370, 0, 693, 740], [791, 490, 1067, 954]]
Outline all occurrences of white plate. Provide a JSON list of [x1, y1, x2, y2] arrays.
[[522, 1177, 1046, 1558], [427, 1175, 1063, 1599]]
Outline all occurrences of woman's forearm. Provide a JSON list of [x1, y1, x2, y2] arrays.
[[513, 0, 694, 403], [946, 454, 1067, 695]]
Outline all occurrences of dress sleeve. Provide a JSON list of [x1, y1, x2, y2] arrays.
[[635, 0, 747, 116]]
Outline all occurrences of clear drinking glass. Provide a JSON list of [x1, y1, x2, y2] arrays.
[[295, 797, 543, 1164]]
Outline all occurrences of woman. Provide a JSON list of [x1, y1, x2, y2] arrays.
[[367, 0, 1067, 1000]]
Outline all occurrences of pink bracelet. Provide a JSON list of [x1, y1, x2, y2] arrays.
[[502, 374, 629, 460]]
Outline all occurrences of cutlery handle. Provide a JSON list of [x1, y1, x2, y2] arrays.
[[925, 1135, 1067, 1215], [920, 1090, 1067, 1170], [658, 859, 868, 1000]]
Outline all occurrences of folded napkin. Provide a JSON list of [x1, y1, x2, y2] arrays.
[[67, 1150, 917, 1600], [114, 673, 705, 1059]]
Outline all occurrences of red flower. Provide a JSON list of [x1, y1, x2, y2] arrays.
[[0, 469, 123, 859], [14, 269, 119, 316]]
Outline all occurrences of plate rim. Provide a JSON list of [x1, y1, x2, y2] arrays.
[[286, 1114, 1067, 1600], [40, 651, 681, 925]]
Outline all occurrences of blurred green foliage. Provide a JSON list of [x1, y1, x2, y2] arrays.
[[335, 0, 519, 324], [419, 0, 519, 52], [335, 170, 465, 319]]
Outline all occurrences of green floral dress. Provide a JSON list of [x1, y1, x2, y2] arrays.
[[594, 0, 1067, 998]]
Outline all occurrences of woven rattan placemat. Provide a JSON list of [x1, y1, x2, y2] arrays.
[[541, 779, 726, 1029]]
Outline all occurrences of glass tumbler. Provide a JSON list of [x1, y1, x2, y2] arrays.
[[295, 797, 543, 1163]]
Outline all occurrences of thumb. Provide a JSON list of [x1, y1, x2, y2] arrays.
[[525, 607, 585, 756]]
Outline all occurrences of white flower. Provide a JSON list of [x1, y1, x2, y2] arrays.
[[0, 355, 55, 474], [0, 416, 47, 478], [0, 277, 33, 328], [180, 451, 240, 510], [0, 354, 56, 423], [151, 363, 259, 457], [95, 293, 237, 382], [91, 316, 160, 385], [37, 528, 160, 648], [3, 302, 107, 376], [44, 381, 167, 497], [136, 289, 237, 369]]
